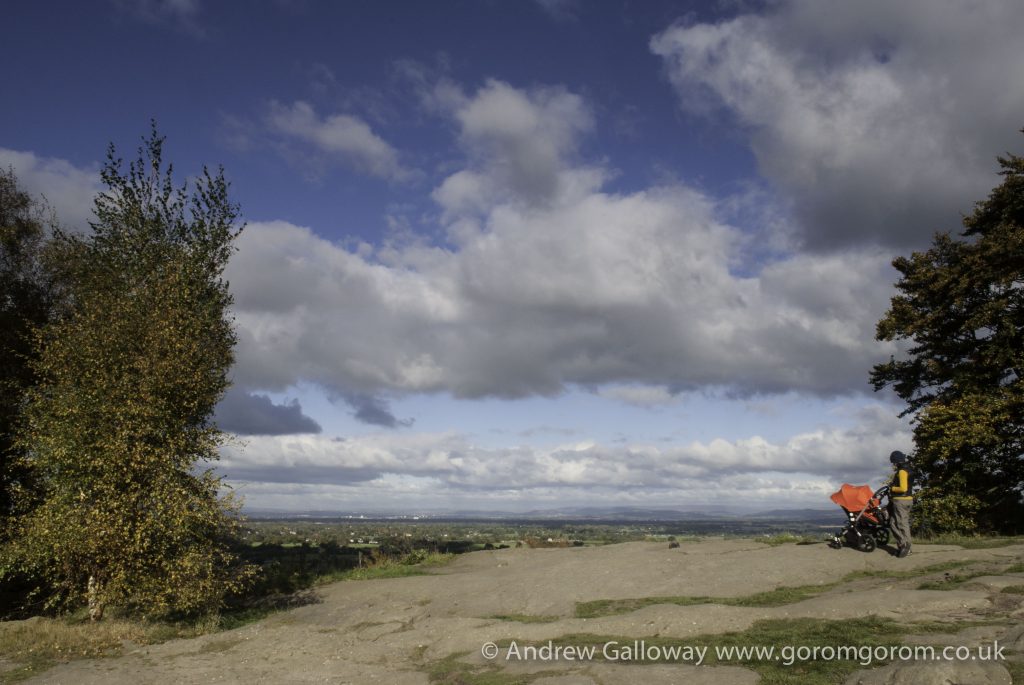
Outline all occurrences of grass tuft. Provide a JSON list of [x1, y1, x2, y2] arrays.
[[488, 614, 561, 624]]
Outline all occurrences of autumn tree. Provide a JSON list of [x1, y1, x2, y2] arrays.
[[1, 127, 255, 619], [871, 145, 1024, 534], [0, 169, 55, 535]]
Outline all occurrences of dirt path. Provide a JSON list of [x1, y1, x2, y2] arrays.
[[22, 539, 1024, 684]]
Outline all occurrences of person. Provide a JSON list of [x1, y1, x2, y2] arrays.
[[887, 450, 914, 558]]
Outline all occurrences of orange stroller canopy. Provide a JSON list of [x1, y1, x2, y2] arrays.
[[830, 483, 878, 512]]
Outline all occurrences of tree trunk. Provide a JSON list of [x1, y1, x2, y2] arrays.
[[87, 574, 104, 621]]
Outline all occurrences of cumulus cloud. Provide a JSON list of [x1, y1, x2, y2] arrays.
[[433, 79, 600, 216], [651, 0, 1024, 250], [265, 100, 410, 181], [0, 148, 100, 233], [227, 80, 900, 402], [215, 386, 321, 435], [220, 403, 911, 509]]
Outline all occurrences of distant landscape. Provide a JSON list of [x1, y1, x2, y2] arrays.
[[244, 505, 839, 522]]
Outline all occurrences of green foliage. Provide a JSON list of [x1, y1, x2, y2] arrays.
[[911, 483, 983, 535], [0, 126, 256, 620], [871, 144, 1024, 533]]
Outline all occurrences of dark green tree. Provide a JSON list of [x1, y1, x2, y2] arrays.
[[1, 126, 255, 619], [871, 145, 1024, 534], [0, 169, 54, 533]]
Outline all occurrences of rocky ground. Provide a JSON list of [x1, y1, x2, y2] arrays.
[[10, 538, 1024, 684]]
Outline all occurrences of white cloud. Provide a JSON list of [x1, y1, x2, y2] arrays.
[[228, 80, 900, 401], [229, 211, 896, 401], [0, 148, 101, 232], [265, 100, 410, 181], [220, 403, 911, 510], [433, 79, 603, 217], [651, 0, 1024, 250]]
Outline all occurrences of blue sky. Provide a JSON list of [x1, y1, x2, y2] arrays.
[[5, 0, 1023, 512]]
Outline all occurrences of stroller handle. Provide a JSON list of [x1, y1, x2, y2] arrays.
[[873, 485, 890, 498]]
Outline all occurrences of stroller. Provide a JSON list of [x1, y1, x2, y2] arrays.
[[828, 483, 891, 552]]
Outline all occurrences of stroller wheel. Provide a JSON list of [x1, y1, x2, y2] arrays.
[[859, 535, 877, 553], [874, 528, 890, 546], [828, 538, 842, 549]]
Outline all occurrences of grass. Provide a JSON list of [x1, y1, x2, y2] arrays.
[[1000, 584, 1024, 594], [575, 581, 840, 618], [574, 561, 983, 619], [316, 551, 454, 583], [916, 534, 1024, 549], [427, 617, 977, 685], [916, 571, 992, 590], [488, 614, 561, 624], [757, 533, 822, 546], [841, 560, 975, 581], [0, 614, 212, 684], [1007, 660, 1024, 684], [912, 556, 1024, 590], [0, 551, 456, 683], [425, 651, 563, 685]]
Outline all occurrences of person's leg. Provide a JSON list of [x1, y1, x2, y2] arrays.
[[893, 500, 912, 557], [887, 500, 903, 554]]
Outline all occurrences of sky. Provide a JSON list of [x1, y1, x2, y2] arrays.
[[4, 0, 1023, 513]]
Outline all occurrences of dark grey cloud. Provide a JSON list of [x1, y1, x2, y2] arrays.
[[216, 387, 321, 436], [340, 393, 414, 428], [651, 0, 1024, 251]]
